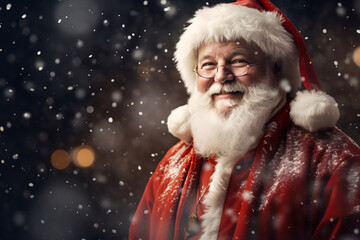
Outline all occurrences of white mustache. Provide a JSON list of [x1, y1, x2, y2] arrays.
[[206, 82, 248, 96]]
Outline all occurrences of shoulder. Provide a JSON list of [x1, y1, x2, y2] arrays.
[[285, 124, 360, 173], [141, 141, 195, 197], [153, 141, 194, 177], [287, 125, 360, 155]]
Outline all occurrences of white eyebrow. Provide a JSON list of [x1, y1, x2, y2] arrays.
[[228, 49, 249, 58], [198, 51, 249, 63], [198, 55, 214, 62]]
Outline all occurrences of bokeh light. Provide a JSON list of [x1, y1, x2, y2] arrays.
[[73, 145, 95, 168], [353, 47, 360, 67], [1, 0, 360, 239], [50, 149, 71, 170]]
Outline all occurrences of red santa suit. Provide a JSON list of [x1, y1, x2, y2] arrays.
[[129, 0, 360, 239], [129, 102, 360, 240]]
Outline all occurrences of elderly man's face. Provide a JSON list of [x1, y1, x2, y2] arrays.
[[196, 40, 278, 113]]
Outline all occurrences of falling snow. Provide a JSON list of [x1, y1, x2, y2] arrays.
[[0, 0, 359, 239]]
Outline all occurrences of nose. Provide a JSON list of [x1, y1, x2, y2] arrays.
[[214, 65, 234, 83]]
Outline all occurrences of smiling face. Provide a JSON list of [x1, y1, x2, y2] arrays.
[[188, 40, 284, 157], [196, 40, 278, 113]]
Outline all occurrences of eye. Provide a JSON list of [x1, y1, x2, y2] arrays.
[[230, 59, 248, 67], [201, 62, 216, 70]]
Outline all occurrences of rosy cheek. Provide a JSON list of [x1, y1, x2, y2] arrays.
[[197, 77, 212, 92]]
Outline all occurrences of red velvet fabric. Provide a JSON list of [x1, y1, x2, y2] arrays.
[[129, 103, 360, 240]]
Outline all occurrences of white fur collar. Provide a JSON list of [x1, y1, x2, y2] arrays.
[[200, 156, 237, 240], [167, 90, 340, 143]]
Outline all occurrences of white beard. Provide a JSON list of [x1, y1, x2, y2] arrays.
[[188, 80, 281, 160]]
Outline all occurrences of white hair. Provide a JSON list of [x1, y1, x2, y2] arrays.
[[175, 4, 300, 96]]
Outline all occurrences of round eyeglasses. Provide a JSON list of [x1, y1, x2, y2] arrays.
[[193, 62, 259, 79]]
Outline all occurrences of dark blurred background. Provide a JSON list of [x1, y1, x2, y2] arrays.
[[0, 0, 359, 239]]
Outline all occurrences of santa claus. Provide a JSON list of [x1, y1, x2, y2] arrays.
[[129, 0, 360, 239]]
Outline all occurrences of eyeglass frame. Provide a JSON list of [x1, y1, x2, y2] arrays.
[[193, 62, 259, 79]]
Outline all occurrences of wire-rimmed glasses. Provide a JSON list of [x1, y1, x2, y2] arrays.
[[193, 62, 259, 79]]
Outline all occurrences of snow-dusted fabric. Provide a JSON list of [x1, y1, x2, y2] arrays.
[[129, 103, 360, 240]]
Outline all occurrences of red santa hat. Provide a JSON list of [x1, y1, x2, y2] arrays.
[[168, 0, 340, 141]]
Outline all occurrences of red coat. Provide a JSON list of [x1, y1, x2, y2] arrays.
[[129, 104, 360, 240]]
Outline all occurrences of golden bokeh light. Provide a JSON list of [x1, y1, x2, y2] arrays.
[[73, 145, 95, 168], [353, 47, 360, 67], [51, 149, 71, 170]]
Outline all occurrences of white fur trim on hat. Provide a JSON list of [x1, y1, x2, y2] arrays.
[[167, 105, 192, 144], [174, 4, 300, 95], [290, 90, 340, 132]]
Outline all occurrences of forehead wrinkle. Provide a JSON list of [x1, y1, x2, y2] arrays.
[[198, 55, 215, 62], [228, 49, 250, 58], [198, 48, 250, 63], [197, 40, 265, 66]]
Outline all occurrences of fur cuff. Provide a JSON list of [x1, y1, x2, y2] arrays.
[[290, 90, 340, 132], [167, 105, 192, 144]]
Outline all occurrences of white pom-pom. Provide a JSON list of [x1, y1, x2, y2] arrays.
[[167, 105, 192, 144], [290, 90, 340, 132]]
